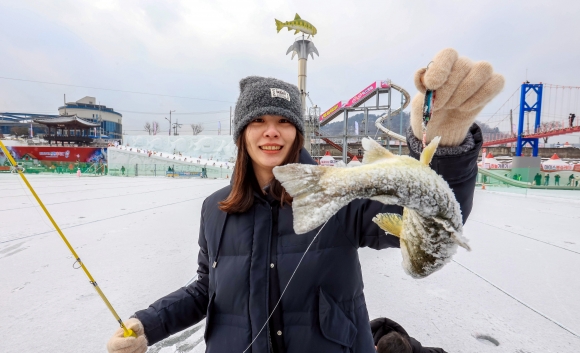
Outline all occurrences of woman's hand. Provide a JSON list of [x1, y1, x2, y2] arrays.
[[106, 318, 147, 353], [410, 48, 505, 146]]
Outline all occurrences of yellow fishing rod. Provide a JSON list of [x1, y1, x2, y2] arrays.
[[0, 140, 136, 338]]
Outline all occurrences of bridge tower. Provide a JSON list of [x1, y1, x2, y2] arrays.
[[512, 83, 543, 182]]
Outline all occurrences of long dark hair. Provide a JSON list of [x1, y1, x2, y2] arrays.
[[219, 129, 304, 214]]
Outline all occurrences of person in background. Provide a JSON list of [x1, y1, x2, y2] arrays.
[[554, 174, 561, 186], [121, 166, 125, 175], [371, 317, 446, 353], [569, 113, 576, 128], [544, 173, 550, 186], [568, 174, 575, 186], [534, 173, 542, 186]]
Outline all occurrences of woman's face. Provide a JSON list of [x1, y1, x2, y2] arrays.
[[245, 114, 297, 173]]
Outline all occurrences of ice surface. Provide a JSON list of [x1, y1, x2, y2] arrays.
[[1, 174, 579, 352]]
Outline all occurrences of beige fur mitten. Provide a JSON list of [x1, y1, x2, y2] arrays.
[[410, 48, 505, 146], [106, 318, 148, 353]]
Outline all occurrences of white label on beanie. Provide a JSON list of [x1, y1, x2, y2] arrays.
[[270, 88, 290, 101]]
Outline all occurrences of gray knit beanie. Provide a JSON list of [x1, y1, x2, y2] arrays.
[[233, 76, 304, 141]]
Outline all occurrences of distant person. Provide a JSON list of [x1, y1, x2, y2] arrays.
[[534, 173, 542, 185], [371, 317, 447, 353], [569, 113, 576, 128], [555, 174, 561, 185], [568, 174, 575, 186], [544, 174, 550, 186], [121, 166, 125, 175]]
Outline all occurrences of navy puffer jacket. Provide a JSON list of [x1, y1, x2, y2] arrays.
[[134, 125, 482, 353]]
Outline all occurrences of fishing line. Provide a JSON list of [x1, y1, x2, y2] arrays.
[[242, 220, 330, 353], [453, 260, 580, 338]]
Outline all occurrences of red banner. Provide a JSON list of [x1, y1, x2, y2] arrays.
[[1, 146, 107, 164]]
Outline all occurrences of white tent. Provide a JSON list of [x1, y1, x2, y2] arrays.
[[347, 155, 362, 167], [320, 151, 336, 166], [542, 153, 572, 170]]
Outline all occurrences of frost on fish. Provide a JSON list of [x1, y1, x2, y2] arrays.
[[273, 137, 469, 278]]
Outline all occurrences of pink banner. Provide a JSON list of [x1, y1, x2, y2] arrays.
[[346, 82, 377, 107], [319, 80, 391, 122]]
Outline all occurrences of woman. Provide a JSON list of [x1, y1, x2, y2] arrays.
[[107, 49, 502, 353]]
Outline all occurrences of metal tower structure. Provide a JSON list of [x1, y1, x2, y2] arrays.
[[515, 83, 543, 157]]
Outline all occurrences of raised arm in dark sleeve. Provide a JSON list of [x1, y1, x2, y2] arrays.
[[133, 202, 210, 345]]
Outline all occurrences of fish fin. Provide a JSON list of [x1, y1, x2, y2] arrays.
[[287, 27, 292, 31], [294, 29, 299, 35], [273, 164, 351, 234], [275, 19, 284, 33], [420, 136, 441, 166], [361, 137, 396, 164], [373, 213, 403, 238], [294, 13, 301, 20]]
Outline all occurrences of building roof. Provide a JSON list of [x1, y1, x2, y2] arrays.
[[34, 115, 100, 127]]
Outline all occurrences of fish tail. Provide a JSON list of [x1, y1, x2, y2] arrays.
[[275, 19, 284, 32], [273, 164, 339, 234]]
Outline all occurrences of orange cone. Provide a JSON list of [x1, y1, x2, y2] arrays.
[[482, 182, 486, 190]]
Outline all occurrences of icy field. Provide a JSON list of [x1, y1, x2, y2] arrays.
[[1, 174, 579, 353]]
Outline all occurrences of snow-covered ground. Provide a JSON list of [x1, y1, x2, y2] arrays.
[[1, 174, 579, 352]]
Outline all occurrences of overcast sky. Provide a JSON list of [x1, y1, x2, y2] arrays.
[[1, 0, 579, 140]]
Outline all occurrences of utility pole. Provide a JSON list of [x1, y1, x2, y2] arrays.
[[165, 110, 175, 136]]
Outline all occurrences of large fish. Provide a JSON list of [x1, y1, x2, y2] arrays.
[[273, 137, 470, 278], [275, 14, 317, 37]]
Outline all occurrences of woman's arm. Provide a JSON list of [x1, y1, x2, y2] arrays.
[[132, 203, 210, 345]]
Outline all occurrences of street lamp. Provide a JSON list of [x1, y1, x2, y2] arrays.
[[165, 117, 171, 136]]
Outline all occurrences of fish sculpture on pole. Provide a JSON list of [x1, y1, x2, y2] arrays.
[[273, 137, 470, 278], [275, 14, 317, 37]]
